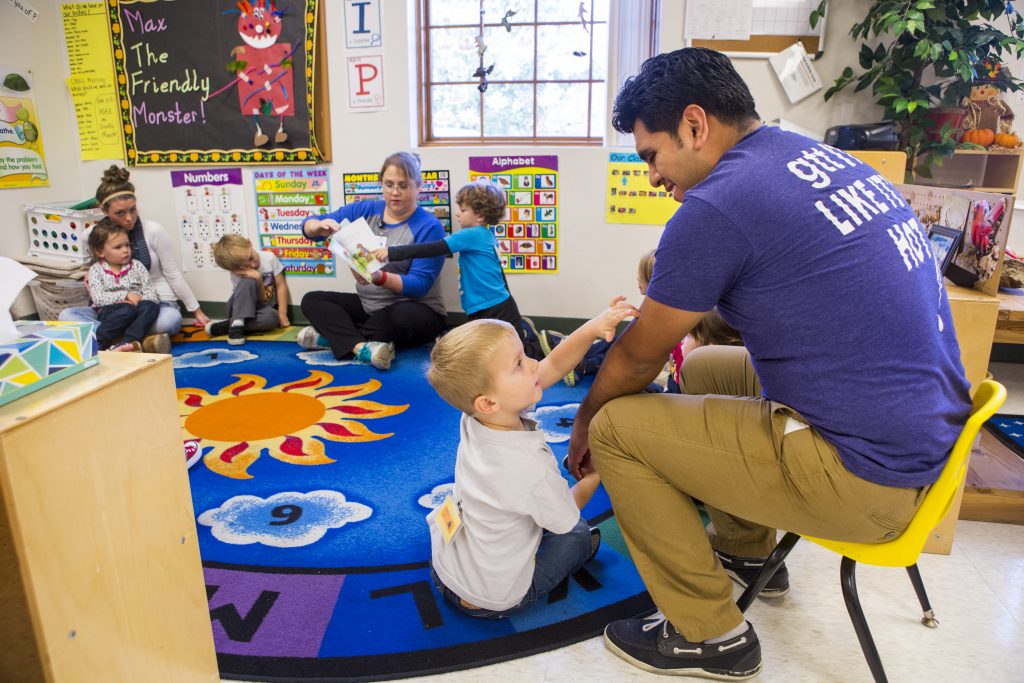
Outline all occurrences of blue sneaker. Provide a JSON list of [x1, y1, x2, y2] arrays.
[[297, 326, 330, 350], [354, 341, 395, 370]]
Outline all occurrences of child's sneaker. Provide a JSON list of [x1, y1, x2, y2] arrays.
[[520, 316, 541, 346], [354, 341, 395, 370], [141, 333, 171, 354], [297, 325, 330, 350], [228, 325, 246, 346], [110, 341, 142, 352], [538, 329, 564, 357], [205, 320, 230, 338]]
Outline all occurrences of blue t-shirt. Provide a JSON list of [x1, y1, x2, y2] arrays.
[[647, 126, 971, 488], [445, 226, 510, 314]]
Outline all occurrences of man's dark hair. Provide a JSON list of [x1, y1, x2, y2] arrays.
[[612, 48, 759, 136]]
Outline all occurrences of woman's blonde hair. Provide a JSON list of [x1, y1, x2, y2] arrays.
[[427, 319, 516, 414], [638, 249, 656, 286], [212, 233, 254, 271]]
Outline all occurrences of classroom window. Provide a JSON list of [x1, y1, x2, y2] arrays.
[[417, 1, 657, 145]]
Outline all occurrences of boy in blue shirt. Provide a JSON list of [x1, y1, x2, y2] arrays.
[[374, 180, 543, 359]]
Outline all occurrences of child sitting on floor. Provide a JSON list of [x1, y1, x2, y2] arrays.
[[206, 234, 291, 346], [426, 299, 638, 617], [373, 179, 543, 360], [86, 219, 161, 352]]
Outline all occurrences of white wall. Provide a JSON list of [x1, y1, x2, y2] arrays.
[[1, 0, 883, 320]]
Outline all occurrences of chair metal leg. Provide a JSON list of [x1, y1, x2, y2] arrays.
[[840, 557, 889, 683], [736, 532, 800, 613], [906, 563, 939, 628]]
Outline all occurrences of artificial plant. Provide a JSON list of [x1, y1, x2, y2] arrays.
[[814, 0, 1024, 178]]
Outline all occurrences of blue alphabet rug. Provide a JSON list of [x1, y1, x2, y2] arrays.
[[173, 339, 653, 682]]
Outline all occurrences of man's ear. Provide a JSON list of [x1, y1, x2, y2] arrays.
[[680, 104, 709, 149], [472, 393, 499, 415]]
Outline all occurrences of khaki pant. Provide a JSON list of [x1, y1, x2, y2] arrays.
[[589, 345, 925, 641]]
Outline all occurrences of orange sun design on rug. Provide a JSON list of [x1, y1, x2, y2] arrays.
[[178, 371, 408, 479]]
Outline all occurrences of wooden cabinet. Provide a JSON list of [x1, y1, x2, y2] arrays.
[[0, 352, 218, 682]]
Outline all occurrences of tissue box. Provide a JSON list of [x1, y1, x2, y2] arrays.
[[0, 321, 99, 407]]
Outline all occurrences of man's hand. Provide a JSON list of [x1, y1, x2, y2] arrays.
[[305, 218, 341, 240], [125, 292, 142, 306], [567, 418, 593, 481]]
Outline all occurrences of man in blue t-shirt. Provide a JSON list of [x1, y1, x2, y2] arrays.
[[566, 48, 971, 679]]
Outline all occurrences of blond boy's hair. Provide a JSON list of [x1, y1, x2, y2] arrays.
[[638, 248, 656, 286], [428, 319, 516, 414], [213, 233, 253, 271], [455, 180, 507, 226]]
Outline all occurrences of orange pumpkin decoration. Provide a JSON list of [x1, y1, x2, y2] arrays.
[[994, 132, 1020, 148], [961, 128, 995, 146]]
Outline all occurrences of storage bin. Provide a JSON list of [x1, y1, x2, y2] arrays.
[[27, 279, 91, 321], [23, 202, 103, 263]]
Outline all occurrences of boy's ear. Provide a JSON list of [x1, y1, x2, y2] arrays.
[[472, 393, 499, 416]]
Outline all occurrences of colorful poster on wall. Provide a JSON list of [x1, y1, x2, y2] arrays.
[[347, 55, 385, 112], [469, 155, 558, 274], [254, 167, 333, 276], [62, 2, 121, 161], [170, 168, 247, 271], [342, 169, 452, 235], [343, 0, 382, 48], [607, 152, 679, 225], [0, 66, 47, 188]]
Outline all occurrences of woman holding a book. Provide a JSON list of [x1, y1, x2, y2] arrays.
[[297, 151, 447, 370]]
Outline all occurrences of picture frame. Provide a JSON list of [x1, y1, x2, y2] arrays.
[[927, 224, 964, 277]]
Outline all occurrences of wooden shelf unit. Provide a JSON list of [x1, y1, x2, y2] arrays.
[[0, 352, 218, 682], [914, 148, 1024, 194]]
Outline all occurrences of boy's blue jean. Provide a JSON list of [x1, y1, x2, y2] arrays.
[[431, 518, 592, 618]]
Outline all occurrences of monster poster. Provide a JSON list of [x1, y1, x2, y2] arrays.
[[107, 0, 328, 165]]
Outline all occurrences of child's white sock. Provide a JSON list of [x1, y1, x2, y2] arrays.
[[230, 319, 244, 328]]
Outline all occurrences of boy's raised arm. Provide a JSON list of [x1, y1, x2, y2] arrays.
[[538, 296, 638, 390]]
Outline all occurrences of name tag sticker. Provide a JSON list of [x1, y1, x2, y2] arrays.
[[427, 495, 463, 544]]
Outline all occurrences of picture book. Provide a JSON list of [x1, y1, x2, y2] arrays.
[[328, 217, 386, 281]]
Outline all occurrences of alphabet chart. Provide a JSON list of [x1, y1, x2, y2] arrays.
[[469, 155, 559, 274], [253, 167, 333, 277], [171, 168, 247, 271]]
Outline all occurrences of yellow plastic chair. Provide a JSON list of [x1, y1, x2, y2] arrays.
[[736, 379, 1006, 683]]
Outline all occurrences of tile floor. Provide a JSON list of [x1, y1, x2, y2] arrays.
[[233, 363, 1024, 683]]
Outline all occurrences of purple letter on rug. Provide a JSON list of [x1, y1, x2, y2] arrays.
[[205, 567, 345, 657]]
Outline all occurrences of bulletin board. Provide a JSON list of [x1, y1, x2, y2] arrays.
[[691, 0, 827, 59], [106, 0, 331, 165]]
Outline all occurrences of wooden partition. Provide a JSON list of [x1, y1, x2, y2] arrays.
[[0, 353, 218, 682]]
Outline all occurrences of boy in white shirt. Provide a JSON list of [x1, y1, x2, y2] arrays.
[[426, 298, 638, 616], [207, 234, 291, 345]]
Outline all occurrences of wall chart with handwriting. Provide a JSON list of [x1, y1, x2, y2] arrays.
[[107, 0, 327, 165]]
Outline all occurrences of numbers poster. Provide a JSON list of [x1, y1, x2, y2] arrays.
[[607, 152, 679, 225], [469, 155, 558, 274], [342, 169, 452, 235], [171, 167, 246, 271], [253, 167, 333, 276]]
